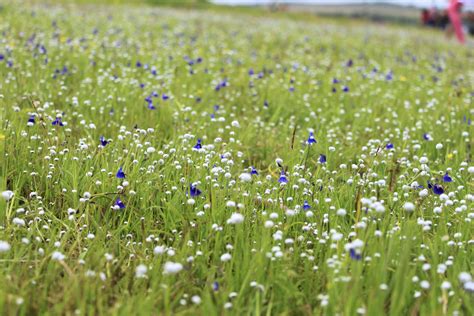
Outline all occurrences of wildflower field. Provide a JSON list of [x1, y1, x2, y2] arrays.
[[0, 1, 473, 315]]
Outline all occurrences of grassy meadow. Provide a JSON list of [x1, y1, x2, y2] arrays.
[[0, 1, 473, 315]]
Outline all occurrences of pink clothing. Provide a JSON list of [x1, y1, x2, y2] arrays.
[[448, 0, 465, 43]]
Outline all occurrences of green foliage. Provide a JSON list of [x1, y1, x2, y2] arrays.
[[0, 1, 473, 315]]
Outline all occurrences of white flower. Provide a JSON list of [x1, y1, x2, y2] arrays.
[[154, 245, 166, 255], [12, 217, 26, 226], [403, 202, 415, 212], [420, 280, 430, 289], [226, 201, 236, 208], [264, 220, 274, 228], [231, 120, 240, 127], [163, 261, 183, 275], [419, 157, 428, 164], [220, 253, 232, 262], [135, 264, 148, 278], [227, 213, 244, 224], [468, 166, 474, 173], [1, 190, 14, 201], [464, 281, 474, 292], [440, 281, 451, 290], [146, 147, 156, 154], [419, 189, 429, 197], [435, 143, 443, 150], [51, 251, 65, 261], [239, 173, 252, 182], [191, 295, 201, 305], [0, 241, 11, 252], [458, 272, 472, 283]]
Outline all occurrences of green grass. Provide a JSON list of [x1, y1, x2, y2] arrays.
[[0, 1, 473, 315]]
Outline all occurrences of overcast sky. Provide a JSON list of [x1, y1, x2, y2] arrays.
[[211, 0, 455, 9]]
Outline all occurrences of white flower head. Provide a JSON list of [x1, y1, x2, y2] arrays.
[[227, 213, 244, 225], [163, 261, 183, 275], [1, 190, 14, 201], [135, 264, 148, 278]]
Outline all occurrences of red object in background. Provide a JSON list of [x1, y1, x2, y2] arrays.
[[421, 10, 430, 24], [448, 0, 465, 43]]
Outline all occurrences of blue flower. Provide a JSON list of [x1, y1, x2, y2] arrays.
[[190, 184, 202, 197], [278, 171, 288, 183], [52, 117, 64, 126], [303, 200, 311, 210], [28, 115, 35, 125], [342, 86, 349, 93], [443, 172, 452, 183], [162, 94, 169, 100], [423, 133, 431, 141], [349, 248, 362, 261], [319, 154, 326, 163], [251, 166, 258, 175], [432, 183, 444, 195], [116, 167, 125, 179], [212, 281, 219, 291], [346, 59, 353, 67], [193, 139, 202, 150], [386, 143, 394, 149], [115, 198, 125, 209], [100, 136, 109, 147], [147, 101, 156, 110], [264, 100, 269, 108], [307, 132, 317, 145]]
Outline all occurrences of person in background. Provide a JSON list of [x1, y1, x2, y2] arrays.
[[447, 0, 465, 43], [421, 9, 433, 26]]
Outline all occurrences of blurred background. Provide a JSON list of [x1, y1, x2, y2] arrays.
[[210, 0, 474, 37]]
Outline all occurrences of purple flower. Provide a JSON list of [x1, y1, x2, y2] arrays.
[[28, 115, 35, 125], [432, 183, 444, 195], [251, 166, 258, 175], [189, 184, 202, 197], [193, 139, 202, 150], [52, 117, 64, 126], [386, 143, 394, 149], [443, 172, 452, 183], [116, 167, 125, 179], [100, 136, 109, 147], [278, 171, 288, 183], [147, 100, 156, 110], [115, 198, 125, 209], [307, 132, 317, 145], [319, 154, 326, 163], [303, 200, 311, 210], [212, 281, 219, 291], [349, 248, 362, 261]]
